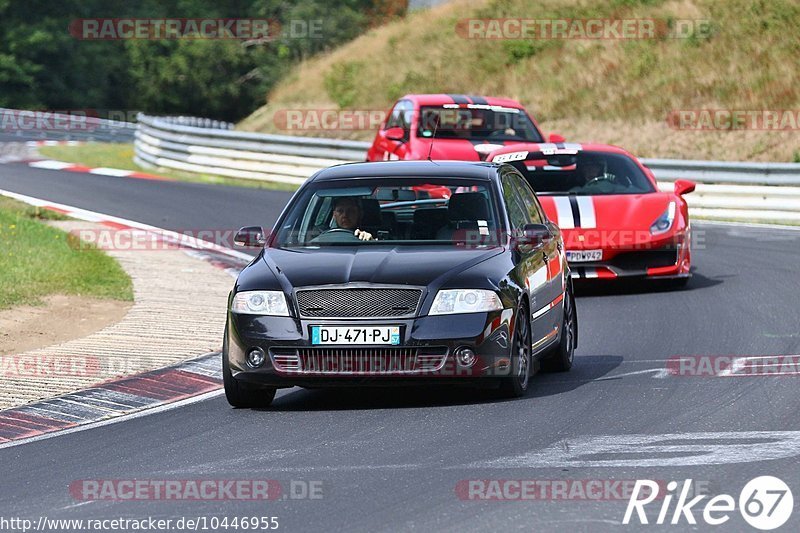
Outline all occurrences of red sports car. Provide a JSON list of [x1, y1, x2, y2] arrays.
[[366, 94, 564, 164], [487, 143, 695, 284]]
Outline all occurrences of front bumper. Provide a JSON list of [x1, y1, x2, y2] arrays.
[[226, 309, 517, 388], [566, 229, 691, 280]]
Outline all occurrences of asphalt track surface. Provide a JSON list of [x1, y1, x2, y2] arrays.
[[1, 162, 799, 532]]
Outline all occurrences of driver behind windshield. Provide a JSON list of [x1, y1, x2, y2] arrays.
[[578, 157, 605, 184], [331, 197, 373, 241]]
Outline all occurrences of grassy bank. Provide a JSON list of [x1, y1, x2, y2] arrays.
[[0, 197, 133, 309], [37, 143, 300, 191], [240, 0, 800, 162]]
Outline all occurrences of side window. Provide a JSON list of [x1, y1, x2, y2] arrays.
[[512, 174, 544, 224], [384, 103, 403, 129], [385, 100, 413, 135], [501, 174, 530, 231]]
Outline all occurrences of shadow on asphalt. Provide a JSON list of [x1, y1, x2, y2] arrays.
[[573, 270, 724, 297], [254, 355, 624, 411]]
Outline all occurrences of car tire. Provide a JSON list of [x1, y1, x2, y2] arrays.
[[541, 284, 576, 373], [498, 302, 531, 398], [222, 325, 277, 408]]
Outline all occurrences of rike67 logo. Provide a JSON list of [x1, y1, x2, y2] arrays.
[[624, 476, 793, 530]]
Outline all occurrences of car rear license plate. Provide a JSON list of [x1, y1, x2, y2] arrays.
[[566, 249, 602, 262], [311, 326, 400, 345]]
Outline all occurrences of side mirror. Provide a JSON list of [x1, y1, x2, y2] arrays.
[[384, 127, 405, 142], [517, 223, 553, 247], [548, 132, 566, 143], [234, 226, 266, 247], [674, 179, 696, 196]]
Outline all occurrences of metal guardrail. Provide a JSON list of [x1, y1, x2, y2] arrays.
[[133, 114, 800, 222], [641, 158, 800, 187]]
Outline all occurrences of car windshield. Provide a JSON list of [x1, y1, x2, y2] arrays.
[[417, 105, 543, 142], [274, 178, 501, 247], [505, 151, 656, 195]]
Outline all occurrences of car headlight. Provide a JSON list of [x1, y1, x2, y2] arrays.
[[231, 291, 290, 316], [429, 289, 503, 315], [650, 201, 677, 235]]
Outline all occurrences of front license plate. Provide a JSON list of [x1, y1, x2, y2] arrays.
[[566, 249, 602, 262], [311, 326, 400, 345]]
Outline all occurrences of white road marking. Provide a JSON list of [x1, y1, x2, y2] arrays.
[[594, 368, 671, 381], [468, 431, 800, 468], [58, 501, 95, 511], [88, 167, 133, 177], [717, 355, 800, 377], [28, 160, 75, 170]]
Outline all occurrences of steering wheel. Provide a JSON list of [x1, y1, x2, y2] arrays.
[[488, 129, 517, 139], [310, 228, 360, 244], [585, 174, 616, 187]]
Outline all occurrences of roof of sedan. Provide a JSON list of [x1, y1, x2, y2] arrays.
[[400, 94, 525, 108], [310, 160, 500, 182]]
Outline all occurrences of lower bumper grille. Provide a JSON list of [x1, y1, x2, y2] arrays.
[[270, 347, 448, 375], [610, 248, 679, 271]]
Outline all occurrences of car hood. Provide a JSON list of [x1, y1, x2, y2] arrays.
[[539, 193, 673, 232], [254, 245, 505, 289]]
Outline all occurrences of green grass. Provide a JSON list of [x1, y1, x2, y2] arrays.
[[37, 143, 299, 192], [0, 197, 133, 309]]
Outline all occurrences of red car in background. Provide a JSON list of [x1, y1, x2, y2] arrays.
[[366, 94, 564, 164], [487, 143, 696, 284]]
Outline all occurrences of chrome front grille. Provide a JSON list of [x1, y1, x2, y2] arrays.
[[295, 288, 422, 318], [270, 347, 448, 375]]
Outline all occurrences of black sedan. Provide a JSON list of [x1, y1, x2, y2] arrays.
[[224, 161, 577, 407]]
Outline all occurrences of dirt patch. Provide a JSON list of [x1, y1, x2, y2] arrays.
[[0, 294, 131, 356]]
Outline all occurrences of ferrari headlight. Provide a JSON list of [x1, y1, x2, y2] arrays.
[[429, 289, 503, 315], [650, 201, 677, 235], [232, 291, 290, 316]]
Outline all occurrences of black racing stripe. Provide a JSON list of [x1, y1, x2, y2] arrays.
[[470, 95, 488, 105], [576, 267, 585, 278], [569, 196, 582, 228], [447, 94, 470, 105]]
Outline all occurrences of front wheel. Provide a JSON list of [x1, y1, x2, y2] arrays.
[[498, 303, 532, 398], [542, 285, 576, 372], [222, 326, 276, 408]]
